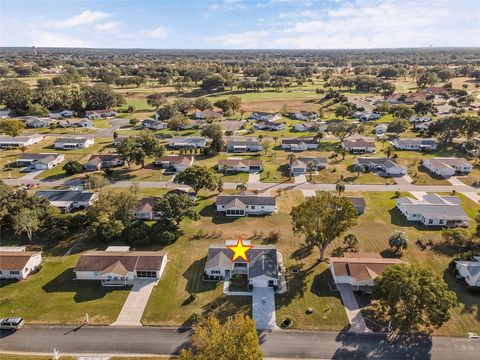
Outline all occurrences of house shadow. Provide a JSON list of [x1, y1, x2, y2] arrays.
[[276, 262, 315, 309], [310, 266, 342, 300], [379, 249, 402, 259], [0, 279, 20, 290], [332, 332, 432, 359], [388, 208, 438, 232], [182, 257, 218, 295], [443, 268, 480, 322], [199, 204, 244, 224], [42, 268, 126, 303]]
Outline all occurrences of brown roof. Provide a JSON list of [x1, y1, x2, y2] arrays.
[[74, 251, 166, 273], [155, 155, 193, 164], [86, 154, 121, 164], [0, 251, 41, 271], [136, 197, 157, 213], [330, 254, 402, 282], [343, 138, 376, 149]]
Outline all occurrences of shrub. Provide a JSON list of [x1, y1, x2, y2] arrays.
[[263, 230, 280, 244], [343, 233, 359, 252], [63, 161, 83, 175], [123, 221, 152, 247], [388, 231, 408, 254], [151, 219, 182, 245], [96, 220, 124, 243]]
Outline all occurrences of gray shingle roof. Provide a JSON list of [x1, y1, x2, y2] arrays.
[[216, 192, 276, 207], [35, 190, 95, 203]]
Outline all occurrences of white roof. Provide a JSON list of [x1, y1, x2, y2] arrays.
[[0, 246, 26, 252], [106, 246, 131, 252]]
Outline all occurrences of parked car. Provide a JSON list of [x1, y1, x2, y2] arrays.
[[0, 317, 25, 331]]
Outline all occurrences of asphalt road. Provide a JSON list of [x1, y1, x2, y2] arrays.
[[1, 326, 480, 359]]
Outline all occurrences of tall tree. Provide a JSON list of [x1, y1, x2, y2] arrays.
[[0, 79, 31, 111], [12, 208, 41, 241], [146, 93, 167, 110], [154, 193, 200, 225], [193, 97, 213, 111], [0, 119, 25, 136], [290, 192, 357, 261], [175, 165, 218, 195], [372, 264, 457, 333], [178, 314, 262, 360], [201, 123, 224, 154]]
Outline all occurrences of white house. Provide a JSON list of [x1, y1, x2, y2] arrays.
[[290, 157, 327, 175], [409, 115, 431, 123], [253, 120, 285, 131], [422, 158, 472, 177], [329, 253, 403, 289], [216, 191, 277, 217], [396, 194, 470, 227], [293, 122, 317, 132], [74, 248, 167, 286], [195, 110, 223, 120], [356, 158, 407, 176], [84, 154, 124, 171], [155, 155, 194, 172], [85, 110, 117, 120], [226, 138, 263, 153], [250, 112, 281, 122], [217, 159, 262, 173], [142, 119, 168, 130], [374, 124, 388, 135], [58, 119, 94, 128], [35, 190, 97, 213], [353, 111, 381, 122], [49, 109, 74, 119], [0, 134, 44, 149], [168, 137, 207, 149], [0, 108, 11, 118], [16, 153, 65, 170], [290, 112, 319, 121], [342, 138, 376, 154], [25, 117, 53, 128], [54, 136, 94, 149], [455, 256, 480, 288], [392, 138, 438, 151], [281, 138, 318, 151], [135, 197, 158, 220], [0, 247, 43, 280], [204, 241, 280, 289]]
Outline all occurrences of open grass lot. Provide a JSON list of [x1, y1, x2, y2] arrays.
[[0, 254, 130, 325]]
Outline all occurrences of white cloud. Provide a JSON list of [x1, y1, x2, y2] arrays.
[[140, 26, 170, 39], [23, 30, 88, 47], [95, 21, 122, 33], [209, 0, 247, 11], [46, 10, 112, 28], [207, 0, 480, 48]]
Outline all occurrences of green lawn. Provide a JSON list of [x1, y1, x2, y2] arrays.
[[0, 255, 130, 325]]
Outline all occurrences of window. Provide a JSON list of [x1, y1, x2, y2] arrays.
[[10, 271, 20, 275], [429, 219, 434, 224], [251, 205, 255, 209], [211, 270, 221, 274], [136, 271, 157, 278], [439, 220, 444, 225], [234, 262, 247, 268]]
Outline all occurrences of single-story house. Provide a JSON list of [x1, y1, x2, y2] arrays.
[[424, 86, 447, 96], [463, 138, 480, 157], [0, 108, 11, 118], [54, 136, 94, 150], [74, 248, 167, 286], [329, 253, 403, 289], [168, 137, 207, 149], [226, 138, 263, 153], [135, 197, 158, 220], [374, 124, 388, 135], [253, 120, 285, 131], [204, 241, 280, 289], [342, 138, 376, 154], [142, 119, 168, 130], [290, 112, 319, 121], [356, 158, 407, 176], [405, 92, 428, 103], [35, 190, 97, 213], [0, 247, 43, 280], [353, 111, 381, 122], [48, 109, 74, 119], [348, 197, 367, 214], [396, 193, 470, 227], [155, 155, 194, 172], [293, 122, 317, 132], [250, 112, 281, 122], [216, 191, 277, 217], [409, 115, 431, 123], [58, 119, 94, 128], [414, 121, 433, 131], [422, 158, 472, 177], [455, 256, 480, 288], [84, 154, 124, 171], [0, 134, 44, 149], [281, 138, 318, 151], [195, 110, 223, 120], [391, 138, 438, 151], [25, 117, 53, 128], [218, 159, 262, 173], [290, 157, 327, 175], [16, 153, 65, 170], [85, 110, 117, 120]]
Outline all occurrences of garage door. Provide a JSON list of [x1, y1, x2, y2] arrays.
[[136, 271, 157, 278]]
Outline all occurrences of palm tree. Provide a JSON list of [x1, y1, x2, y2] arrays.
[[236, 183, 247, 192], [336, 181, 346, 196], [287, 153, 297, 179], [306, 161, 314, 181], [353, 163, 364, 177], [225, 130, 233, 139], [273, 136, 278, 144]]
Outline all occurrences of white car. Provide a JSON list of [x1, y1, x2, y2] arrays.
[[0, 317, 25, 330]]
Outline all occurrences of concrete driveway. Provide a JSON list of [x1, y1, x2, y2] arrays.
[[252, 287, 277, 331], [294, 174, 307, 184], [248, 171, 261, 183], [336, 283, 370, 333], [111, 279, 156, 327]]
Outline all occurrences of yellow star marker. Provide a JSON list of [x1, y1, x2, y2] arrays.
[[227, 238, 253, 262]]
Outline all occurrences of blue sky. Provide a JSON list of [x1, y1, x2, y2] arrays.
[[1, 0, 479, 49]]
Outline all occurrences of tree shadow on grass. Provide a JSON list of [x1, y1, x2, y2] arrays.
[[276, 262, 316, 309], [198, 203, 246, 224], [442, 268, 480, 322], [290, 243, 313, 260], [42, 268, 127, 303]]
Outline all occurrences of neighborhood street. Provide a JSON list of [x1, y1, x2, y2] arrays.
[[1, 326, 480, 359]]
